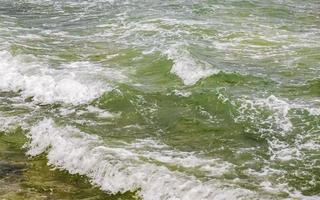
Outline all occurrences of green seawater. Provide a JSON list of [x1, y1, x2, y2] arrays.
[[0, 0, 319, 199]]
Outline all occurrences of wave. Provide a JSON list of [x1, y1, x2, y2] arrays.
[[0, 51, 113, 105], [165, 46, 219, 86], [25, 118, 253, 200], [237, 94, 320, 166]]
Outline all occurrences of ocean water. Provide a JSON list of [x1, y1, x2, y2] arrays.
[[0, 0, 319, 199]]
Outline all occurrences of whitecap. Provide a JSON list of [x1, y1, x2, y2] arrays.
[[165, 46, 219, 85], [0, 51, 112, 105], [25, 119, 253, 200]]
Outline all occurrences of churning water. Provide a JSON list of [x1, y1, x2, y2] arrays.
[[0, 0, 319, 199]]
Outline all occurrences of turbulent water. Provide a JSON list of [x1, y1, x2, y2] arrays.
[[0, 0, 319, 199]]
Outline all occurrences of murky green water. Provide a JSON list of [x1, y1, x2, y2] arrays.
[[0, 0, 319, 199]]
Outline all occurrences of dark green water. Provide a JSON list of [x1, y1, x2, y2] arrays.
[[0, 0, 319, 199]]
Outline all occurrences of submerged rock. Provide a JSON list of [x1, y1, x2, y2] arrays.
[[0, 161, 25, 178]]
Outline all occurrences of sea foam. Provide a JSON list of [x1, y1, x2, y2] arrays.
[[26, 119, 253, 200], [165, 47, 219, 85], [0, 51, 111, 105]]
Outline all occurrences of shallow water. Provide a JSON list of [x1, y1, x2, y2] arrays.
[[0, 0, 319, 199]]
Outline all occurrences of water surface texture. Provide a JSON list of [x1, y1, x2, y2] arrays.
[[0, 0, 320, 199]]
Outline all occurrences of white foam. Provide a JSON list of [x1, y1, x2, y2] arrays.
[[170, 90, 192, 97], [236, 96, 294, 161], [237, 95, 292, 134], [85, 105, 117, 118], [306, 107, 320, 116], [255, 95, 293, 133], [58, 108, 76, 116], [0, 115, 22, 132], [26, 119, 253, 200], [300, 140, 320, 151], [245, 167, 320, 200], [237, 95, 320, 162], [0, 51, 111, 105], [17, 34, 43, 40], [165, 47, 219, 85], [126, 139, 234, 177], [268, 139, 300, 161]]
